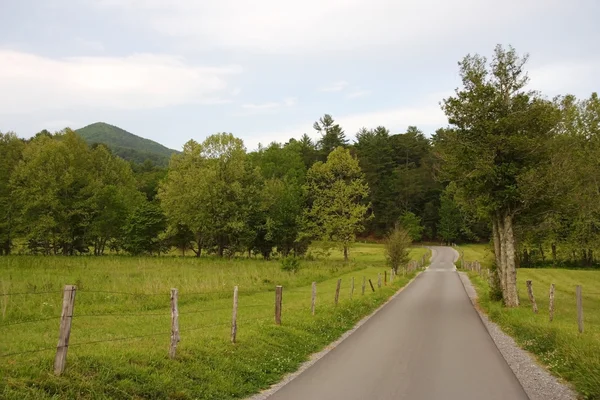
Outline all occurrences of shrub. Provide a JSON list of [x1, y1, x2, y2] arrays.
[[385, 226, 412, 273], [281, 256, 301, 273]]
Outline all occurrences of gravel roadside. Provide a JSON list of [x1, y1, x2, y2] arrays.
[[458, 271, 578, 400]]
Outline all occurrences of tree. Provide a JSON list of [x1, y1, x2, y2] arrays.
[[436, 45, 560, 306], [385, 225, 412, 273], [159, 133, 253, 257], [250, 142, 308, 257], [398, 212, 424, 242], [11, 130, 96, 255], [0, 132, 25, 255], [314, 114, 347, 159], [121, 201, 167, 255], [87, 144, 143, 255], [437, 190, 463, 244], [302, 147, 371, 261]]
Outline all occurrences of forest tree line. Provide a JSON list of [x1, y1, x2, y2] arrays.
[[1, 45, 600, 275]]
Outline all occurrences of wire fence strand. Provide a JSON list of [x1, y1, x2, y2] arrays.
[[0, 316, 62, 328]]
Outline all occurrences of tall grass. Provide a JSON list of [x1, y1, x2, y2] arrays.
[[0, 244, 427, 399]]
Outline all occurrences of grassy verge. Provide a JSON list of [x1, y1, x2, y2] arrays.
[[460, 244, 600, 399], [0, 245, 427, 399]]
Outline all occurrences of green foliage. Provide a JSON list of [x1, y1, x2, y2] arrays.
[[121, 201, 167, 255], [159, 133, 258, 257], [384, 226, 412, 273], [0, 132, 25, 255], [77, 122, 178, 166], [302, 147, 371, 260], [398, 212, 423, 242], [314, 114, 348, 160], [280, 255, 301, 273]]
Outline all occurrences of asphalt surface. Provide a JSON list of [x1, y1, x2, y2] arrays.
[[268, 247, 529, 400]]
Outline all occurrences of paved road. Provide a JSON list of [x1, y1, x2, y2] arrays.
[[268, 247, 528, 400]]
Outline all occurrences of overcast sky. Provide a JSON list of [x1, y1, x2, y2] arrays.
[[1, 0, 598, 151]]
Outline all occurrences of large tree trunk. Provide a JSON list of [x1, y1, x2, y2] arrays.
[[343, 246, 348, 262], [551, 243, 557, 266], [492, 212, 519, 307], [502, 213, 519, 307]]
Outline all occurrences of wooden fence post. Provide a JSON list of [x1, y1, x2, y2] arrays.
[[526, 280, 538, 313], [362, 276, 366, 295], [576, 285, 583, 333], [549, 284, 555, 322], [377, 274, 381, 288], [169, 288, 180, 359], [275, 285, 283, 325], [334, 279, 341, 306], [54, 285, 76, 375], [384, 271, 387, 286], [350, 277, 355, 298], [311, 282, 316, 315], [368, 279, 375, 292], [231, 286, 238, 344]]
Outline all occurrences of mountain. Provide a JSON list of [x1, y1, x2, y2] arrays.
[[76, 122, 178, 166]]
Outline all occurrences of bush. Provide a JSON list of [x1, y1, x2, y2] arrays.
[[281, 256, 301, 273], [385, 226, 412, 273]]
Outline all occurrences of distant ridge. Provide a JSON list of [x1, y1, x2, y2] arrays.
[[76, 122, 177, 166]]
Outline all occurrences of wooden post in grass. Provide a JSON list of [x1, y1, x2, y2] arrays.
[[368, 279, 375, 292], [334, 279, 341, 306], [362, 276, 366, 295], [275, 286, 283, 325], [576, 285, 583, 333], [549, 284, 555, 322], [378, 274, 381, 288], [231, 286, 238, 344], [311, 282, 316, 315], [350, 277, 355, 298], [526, 280, 538, 313], [169, 288, 180, 359], [384, 271, 387, 286], [54, 285, 76, 375]]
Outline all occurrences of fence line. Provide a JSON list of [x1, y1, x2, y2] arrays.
[[1, 263, 426, 373], [0, 290, 63, 297], [459, 254, 597, 334]]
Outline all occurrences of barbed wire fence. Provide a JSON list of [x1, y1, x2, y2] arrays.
[[0, 252, 434, 375], [458, 251, 599, 334]]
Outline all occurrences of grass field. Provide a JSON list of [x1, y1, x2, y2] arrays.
[[0, 244, 428, 399], [460, 244, 600, 399]]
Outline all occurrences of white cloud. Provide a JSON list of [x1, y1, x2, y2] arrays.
[[0, 50, 242, 113], [74, 37, 105, 52], [236, 97, 297, 116], [319, 81, 349, 92], [528, 60, 600, 97], [94, 0, 552, 54], [346, 90, 371, 99]]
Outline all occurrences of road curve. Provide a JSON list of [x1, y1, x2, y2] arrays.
[[268, 246, 528, 400]]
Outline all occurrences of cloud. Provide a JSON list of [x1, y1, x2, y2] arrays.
[[74, 38, 105, 52], [319, 81, 349, 92], [0, 50, 242, 113], [528, 60, 600, 97], [94, 0, 550, 54], [236, 97, 297, 116], [346, 90, 371, 99]]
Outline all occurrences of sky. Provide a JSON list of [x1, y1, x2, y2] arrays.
[[1, 0, 599, 151]]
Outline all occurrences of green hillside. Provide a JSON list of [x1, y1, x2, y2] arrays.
[[76, 122, 177, 166]]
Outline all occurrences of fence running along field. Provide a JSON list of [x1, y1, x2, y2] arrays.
[[458, 253, 600, 334], [0, 253, 431, 376]]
